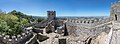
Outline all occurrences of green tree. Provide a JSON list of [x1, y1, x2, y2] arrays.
[[0, 19, 10, 35], [37, 18, 44, 22], [19, 18, 29, 25], [0, 14, 23, 35], [0, 14, 19, 28], [0, 10, 35, 35], [8, 10, 34, 23]]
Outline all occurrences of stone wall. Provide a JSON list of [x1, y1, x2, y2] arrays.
[[110, 1, 120, 21], [66, 17, 111, 27], [110, 29, 120, 44], [66, 21, 111, 37], [65, 21, 113, 44], [0, 27, 34, 44]]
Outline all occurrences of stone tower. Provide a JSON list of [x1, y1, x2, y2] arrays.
[[110, 1, 120, 21], [47, 11, 56, 20]]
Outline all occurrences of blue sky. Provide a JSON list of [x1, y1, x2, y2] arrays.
[[0, 0, 119, 16]]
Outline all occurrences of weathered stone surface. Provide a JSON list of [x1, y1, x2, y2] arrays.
[[59, 38, 66, 44], [110, 30, 120, 44]]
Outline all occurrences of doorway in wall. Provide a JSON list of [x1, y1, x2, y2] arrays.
[[115, 14, 117, 20]]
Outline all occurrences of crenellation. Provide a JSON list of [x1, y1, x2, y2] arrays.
[[0, 29, 34, 44], [87, 21, 90, 24]]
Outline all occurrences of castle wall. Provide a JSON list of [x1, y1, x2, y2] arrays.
[[110, 2, 120, 21], [66, 21, 112, 42], [66, 17, 111, 27], [0, 28, 34, 44]]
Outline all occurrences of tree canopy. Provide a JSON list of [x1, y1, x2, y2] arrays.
[[0, 10, 45, 35], [0, 19, 10, 35]]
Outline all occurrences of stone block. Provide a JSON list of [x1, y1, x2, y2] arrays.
[[59, 38, 66, 44]]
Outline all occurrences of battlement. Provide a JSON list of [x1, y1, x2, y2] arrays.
[[67, 19, 98, 24], [0, 28, 33, 44], [47, 11, 56, 13], [65, 17, 111, 27]]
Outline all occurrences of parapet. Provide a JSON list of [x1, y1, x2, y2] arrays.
[[47, 11, 56, 13]]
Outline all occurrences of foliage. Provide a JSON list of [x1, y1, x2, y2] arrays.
[[0, 14, 23, 35], [36, 18, 44, 22], [19, 18, 29, 25], [0, 10, 44, 35], [0, 10, 30, 35], [8, 10, 33, 22], [0, 19, 10, 35], [0, 14, 19, 28]]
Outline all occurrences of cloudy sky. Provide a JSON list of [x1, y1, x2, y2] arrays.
[[0, 0, 118, 16]]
